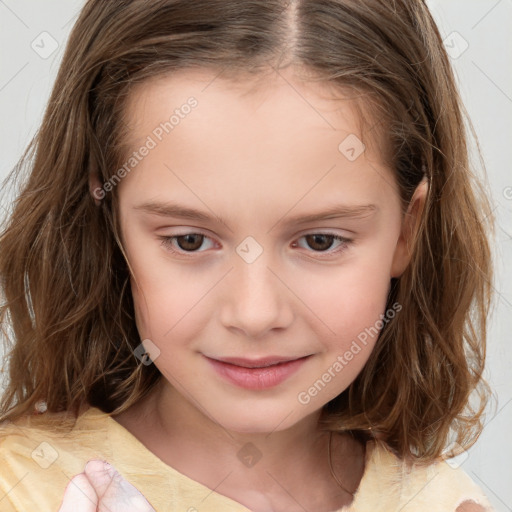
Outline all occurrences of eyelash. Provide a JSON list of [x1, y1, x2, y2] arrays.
[[158, 231, 353, 259]]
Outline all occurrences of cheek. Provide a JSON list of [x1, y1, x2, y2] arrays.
[[294, 265, 393, 406], [125, 234, 176, 339], [295, 256, 391, 331], [295, 254, 393, 373], [128, 249, 216, 344]]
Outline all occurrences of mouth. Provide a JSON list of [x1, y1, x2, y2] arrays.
[[210, 355, 311, 368], [204, 354, 312, 390]]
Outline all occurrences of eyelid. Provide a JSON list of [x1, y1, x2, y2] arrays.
[[291, 231, 353, 258], [157, 229, 354, 259], [158, 230, 217, 255]]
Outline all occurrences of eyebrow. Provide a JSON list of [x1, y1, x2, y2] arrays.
[[133, 200, 378, 226]]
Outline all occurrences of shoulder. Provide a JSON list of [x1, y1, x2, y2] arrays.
[[355, 440, 494, 512], [397, 457, 494, 511], [0, 407, 112, 512]]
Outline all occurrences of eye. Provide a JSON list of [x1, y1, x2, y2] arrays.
[[158, 231, 353, 258], [292, 233, 353, 256], [159, 233, 215, 254]]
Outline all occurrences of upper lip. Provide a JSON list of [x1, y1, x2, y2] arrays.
[[206, 355, 311, 368]]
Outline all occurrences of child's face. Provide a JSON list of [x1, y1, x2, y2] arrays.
[[116, 67, 412, 433]]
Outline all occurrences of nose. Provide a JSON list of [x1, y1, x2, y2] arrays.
[[219, 249, 294, 339]]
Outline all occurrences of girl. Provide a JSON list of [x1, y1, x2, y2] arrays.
[[0, 0, 496, 511]]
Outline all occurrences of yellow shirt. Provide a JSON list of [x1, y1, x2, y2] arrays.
[[0, 407, 494, 511]]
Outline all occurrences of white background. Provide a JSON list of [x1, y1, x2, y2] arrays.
[[0, 1, 511, 510]]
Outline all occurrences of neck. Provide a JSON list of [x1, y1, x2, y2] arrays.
[[113, 379, 365, 511]]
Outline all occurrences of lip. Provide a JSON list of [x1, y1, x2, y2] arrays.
[[204, 355, 312, 390], [211, 355, 309, 368]]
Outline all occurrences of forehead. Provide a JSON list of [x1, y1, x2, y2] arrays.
[[121, 66, 385, 159], [115, 66, 398, 218]]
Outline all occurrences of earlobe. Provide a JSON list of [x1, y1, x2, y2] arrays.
[[89, 171, 104, 206], [390, 177, 429, 278]]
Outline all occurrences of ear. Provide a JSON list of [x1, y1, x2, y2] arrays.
[[390, 177, 429, 278], [89, 171, 104, 206]]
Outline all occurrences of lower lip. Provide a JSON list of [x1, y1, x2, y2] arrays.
[[205, 356, 311, 390]]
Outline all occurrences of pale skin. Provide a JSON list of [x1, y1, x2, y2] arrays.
[[70, 65, 443, 511]]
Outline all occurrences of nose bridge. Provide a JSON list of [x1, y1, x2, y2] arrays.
[[219, 236, 293, 337], [234, 250, 276, 302]]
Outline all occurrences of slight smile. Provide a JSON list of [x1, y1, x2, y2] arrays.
[[204, 354, 313, 390]]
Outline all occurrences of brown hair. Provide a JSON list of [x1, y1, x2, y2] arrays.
[[0, 0, 495, 462]]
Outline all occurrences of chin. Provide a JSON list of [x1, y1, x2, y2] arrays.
[[211, 403, 311, 435]]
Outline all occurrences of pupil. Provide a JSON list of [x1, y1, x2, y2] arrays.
[[307, 234, 332, 252], [175, 234, 335, 252], [179, 234, 202, 251]]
